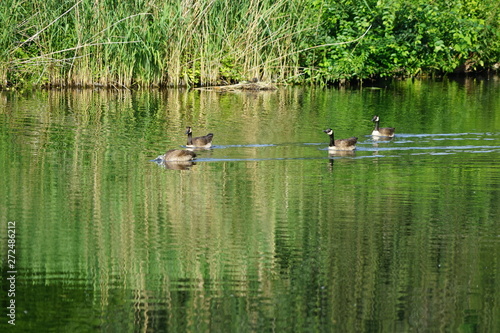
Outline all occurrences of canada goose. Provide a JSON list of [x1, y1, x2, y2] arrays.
[[371, 115, 395, 137], [186, 126, 214, 148], [157, 149, 196, 162], [323, 128, 358, 151]]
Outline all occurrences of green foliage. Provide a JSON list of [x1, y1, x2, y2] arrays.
[[0, 0, 498, 87], [0, 0, 319, 88], [303, 0, 500, 83]]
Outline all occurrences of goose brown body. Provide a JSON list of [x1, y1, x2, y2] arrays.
[[186, 126, 214, 148], [323, 128, 357, 151], [371, 115, 395, 137], [160, 149, 196, 162]]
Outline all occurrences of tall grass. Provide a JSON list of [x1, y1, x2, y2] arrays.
[[0, 0, 320, 88]]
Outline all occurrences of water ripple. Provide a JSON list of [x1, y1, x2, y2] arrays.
[[185, 132, 500, 163]]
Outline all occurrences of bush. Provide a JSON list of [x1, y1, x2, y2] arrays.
[[0, 0, 498, 88], [302, 0, 500, 83]]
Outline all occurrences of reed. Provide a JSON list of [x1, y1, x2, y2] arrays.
[[0, 0, 319, 88]]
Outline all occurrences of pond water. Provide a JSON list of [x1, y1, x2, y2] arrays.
[[1, 77, 499, 332]]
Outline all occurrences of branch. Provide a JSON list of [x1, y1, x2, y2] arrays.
[[11, 41, 141, 65], [254, 24, 373, 70], [298, 25, 372, 52], [15, 0, 83, 51]]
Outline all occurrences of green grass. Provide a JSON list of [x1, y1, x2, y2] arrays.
[[0, 0, 319, 88]]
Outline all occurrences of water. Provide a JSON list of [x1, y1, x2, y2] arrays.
[[1, 78, 500, 332]]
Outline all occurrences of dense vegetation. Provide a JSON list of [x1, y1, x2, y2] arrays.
[[1, 0, 498, 88]]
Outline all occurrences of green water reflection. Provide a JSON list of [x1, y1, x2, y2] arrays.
[[1, 78, 499, 332]]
